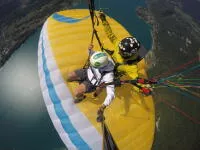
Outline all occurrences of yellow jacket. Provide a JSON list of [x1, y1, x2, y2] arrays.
[[101, 18, 139, 79]]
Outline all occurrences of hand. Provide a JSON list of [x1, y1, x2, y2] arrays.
[[97, 104, 106, 115], [98, 82, 106, 88], [88, 44, 93, 50], [96, 104, 106, 122], [99, 11, 106, 21], [96, 115, 105, 122], [93, 92, 98, 97], [93, 86, 104, 98]]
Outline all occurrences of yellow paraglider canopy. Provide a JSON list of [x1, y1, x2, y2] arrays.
[[39, 9, 155, 150]]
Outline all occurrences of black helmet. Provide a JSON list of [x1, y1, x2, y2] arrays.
[[118, 37, 140, 58]]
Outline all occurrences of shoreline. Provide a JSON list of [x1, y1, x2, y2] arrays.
[[136, 6, 158, 51], [0, 0, 79, 68], [136, 6, 158, 69], [0, 27, 41, 68]]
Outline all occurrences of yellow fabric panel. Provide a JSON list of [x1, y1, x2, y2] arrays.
[[47, 9, 155, 150]]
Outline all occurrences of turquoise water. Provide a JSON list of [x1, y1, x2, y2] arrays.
[[0, 0, 152, 149], [0, 29, 65, 149]]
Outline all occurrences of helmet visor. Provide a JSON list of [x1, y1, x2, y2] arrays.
[[119, 48, 137, 58]]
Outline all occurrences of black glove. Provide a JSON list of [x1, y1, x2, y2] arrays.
[[96, 105, 106, 122], [97, 105, 106, 115], [96, 115, 105, 122]]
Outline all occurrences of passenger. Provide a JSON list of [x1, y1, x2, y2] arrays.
[[67, 44, 115, 114]]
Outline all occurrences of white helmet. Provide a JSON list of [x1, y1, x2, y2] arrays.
[[90, 52, 109, 68]]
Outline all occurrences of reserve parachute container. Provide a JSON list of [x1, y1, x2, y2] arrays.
[[38, 9, 155, 150]]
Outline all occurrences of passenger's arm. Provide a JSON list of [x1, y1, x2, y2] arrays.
[[97, 83, 115, 116], [103, 84, 115, 106], [97, 72, 115, 115]]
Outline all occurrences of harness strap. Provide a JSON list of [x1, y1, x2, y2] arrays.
[[89, 66, 113, 87], [87, 0, 106, 51]]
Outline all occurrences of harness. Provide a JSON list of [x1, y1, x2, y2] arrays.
[[88, 62, 114, 87]]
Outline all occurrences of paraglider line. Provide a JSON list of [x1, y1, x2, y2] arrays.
[[163, 81, 200, 103], [160, 99, 200, 125], [161, 64, 200, 81], [166, 80, 200, 98], [154, 57, 199, 79]]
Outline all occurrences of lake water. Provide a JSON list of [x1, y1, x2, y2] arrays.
[[182, 0, 200, 22], [0, 29, 65, 150], [0, 0, 152, 149]]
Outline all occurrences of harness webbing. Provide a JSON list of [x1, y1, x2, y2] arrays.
[[87, 0, 104, 50], [89, 66, 108, 87], [83, 0, 104, 69]]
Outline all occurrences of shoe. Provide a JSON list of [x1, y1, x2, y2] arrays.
[[74, 95, 86, 103]]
